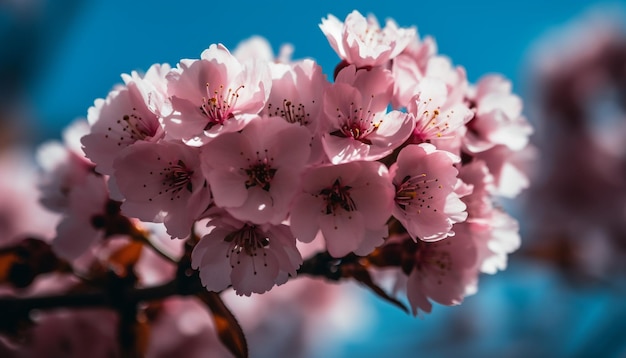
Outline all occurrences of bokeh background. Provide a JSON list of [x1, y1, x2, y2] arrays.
[[2, 0, 626, 356]]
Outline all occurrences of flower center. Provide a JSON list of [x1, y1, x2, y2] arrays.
[[244, 154, 276, 191], [395, 174, 441, 213], [200, 83, 245, 130], [225, 225, 269, 255], [119, 110, 160, 141], [330, 99, 380, 144], [224, 225, 270, 274], [160, 160, 194, 200], [356, 22, 388, 47], [319, 178, 357, 214], [415, 100, 453, 140], [267, 99, 311, 126]]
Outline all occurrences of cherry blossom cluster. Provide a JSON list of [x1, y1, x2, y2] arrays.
[[37, 10, 532, 314], [0, 145, 362, 357]]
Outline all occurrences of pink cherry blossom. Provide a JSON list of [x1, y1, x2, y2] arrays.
[[0, 12, 536, 353], [191, 213, 302, 296], [200, 116, 311, 225], [423, 56, 469, 107], [192, 214, 369, 355], [407, 77, 473, 145], [122, 63, 172, 117], [464, 210, 520, 275], [52, 173, 111, 260], [37, 120, 95, 213], [391, 143, 467, 242], [474, 144, 535, 198], [319, 10, 416, 68], [82, 65, 167, 176], [334, 64, 393, 103], [113, 141, 212, 238], [427, 125, 467, 159], [233, 35, 294, 64], [391, 36, 437, 108], [458, 160, 520, 274], [290, 161, 394, 257], [391, 31, 469, 107], [464, 74, 533, 153], [263, 59, 330, 164], [457, 160, 495, 219], [322, 66, 414, 164], [0, 150, 59, 244], [391, 38, 437, 108], [404, 234, 478, 315], [164, 43, 272, 145], [36, 121, 127, 262], [233, 36, 276, 63]]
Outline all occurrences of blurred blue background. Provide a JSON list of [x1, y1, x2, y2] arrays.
[[2, 0, 626, 356]]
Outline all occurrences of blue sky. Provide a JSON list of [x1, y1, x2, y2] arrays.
[[16, 0, 624, 140]]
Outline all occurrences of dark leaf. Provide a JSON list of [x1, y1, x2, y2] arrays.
[[198, 291, 248, 358], [109, 240, 144, 277], [0, 251, 18, 284]]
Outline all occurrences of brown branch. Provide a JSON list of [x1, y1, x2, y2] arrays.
[[0, 249, 401, 328]]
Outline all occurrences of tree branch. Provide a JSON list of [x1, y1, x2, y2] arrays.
[[0, 250, 356, 319]]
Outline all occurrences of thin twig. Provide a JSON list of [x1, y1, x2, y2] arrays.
[[0, 250, 381, 318], [129, 226, 178, 264]]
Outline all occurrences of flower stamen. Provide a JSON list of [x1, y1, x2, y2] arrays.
[[330, 97, 381, 144], [319, 178, 357, 214], [243, 151, 276, 191], [224, 225, 271, 274], [395, 174, 441, 213], [159, 159, 194, 200], [200, 83, 245, 130], [120, 110, 158, 141]]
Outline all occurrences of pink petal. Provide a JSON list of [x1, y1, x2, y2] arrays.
[[319, 14, 346, 58], [227, 187, 274, 224], [322, 135, 369, 164], [264, 122, 312, 168], [231, 248, 279, 296], [200, 133, 250, 170], [266, 168, 301, 223], [289, 194, 323, 243], [53, 218, 100, 261], [406, 269, 432, 315], [192, 234, 233, 292], [208, 169, 248, 208], [300, 162, 360, 194], [353, 225, 388, 256], [319, 211, 365, 258]]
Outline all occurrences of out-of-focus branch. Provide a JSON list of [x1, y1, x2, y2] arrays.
[[0, 249, 378, 320]]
